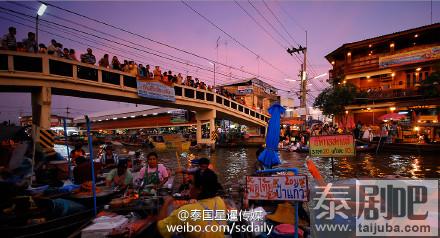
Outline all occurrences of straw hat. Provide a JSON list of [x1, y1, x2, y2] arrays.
[[266, 202, 296, 225]]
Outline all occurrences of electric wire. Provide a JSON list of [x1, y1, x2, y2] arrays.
[[180, 0, 291, 78], [38, 0, 285, 84]]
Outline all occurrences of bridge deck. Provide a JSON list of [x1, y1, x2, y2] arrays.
[[0, 50, 268, 127]]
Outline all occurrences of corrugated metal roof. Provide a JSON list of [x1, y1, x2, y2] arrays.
[[73, 105, 182, 123]]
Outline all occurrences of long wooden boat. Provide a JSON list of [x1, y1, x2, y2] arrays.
[[0, 209, 95, 238]]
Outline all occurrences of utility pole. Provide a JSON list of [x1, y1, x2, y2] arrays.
[[287, 31, 308, 122], [65, 106, 70, 125]]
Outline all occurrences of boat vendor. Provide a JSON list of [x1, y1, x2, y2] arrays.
[[176, 157, 213, 176], [136, 152, 169, 192], [100, 146, 118, 169], [106, 159, 133, 190], [151, 169, 226, 238], [73, 156, 98, 185], [70, 143, 85, 165]]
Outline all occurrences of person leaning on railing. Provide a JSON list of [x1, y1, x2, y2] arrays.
[[38, 44, 47, 54], [22, 32, 37, 53], [98, 54, 110, 68], [1, 26, 17, 51], [80, 48, 96, 65], [69, 49, 78, 61]]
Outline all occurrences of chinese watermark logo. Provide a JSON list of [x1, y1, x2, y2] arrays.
[[356, 179, 438, 237], [311, 179, 438, 237], [313, 183, 351, 219]]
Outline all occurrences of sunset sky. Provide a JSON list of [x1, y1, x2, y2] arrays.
[[0, 1, 439, 123]]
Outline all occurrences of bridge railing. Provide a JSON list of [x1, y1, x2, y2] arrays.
[[0, 50, 269, 124], [173, 84, 269, 123]]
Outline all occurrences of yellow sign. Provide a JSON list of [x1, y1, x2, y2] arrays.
[[309, 135, 355, 157]]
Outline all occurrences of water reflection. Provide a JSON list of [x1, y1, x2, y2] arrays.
[[186, 148, 439, 183], [67, 144, 439, 184]]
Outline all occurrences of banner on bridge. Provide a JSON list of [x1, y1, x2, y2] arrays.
[[309, 134, 355, 157], [136, 79, 175, 102]]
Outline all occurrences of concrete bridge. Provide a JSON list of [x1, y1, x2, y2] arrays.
[[0, 50, 269, 147]]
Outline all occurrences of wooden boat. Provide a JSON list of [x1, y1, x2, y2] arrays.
[[355, 140, 377, 153], [0, 209, 94, 238]]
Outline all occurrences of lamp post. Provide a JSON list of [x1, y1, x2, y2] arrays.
[[36, 4, 47, 48], [208, 61, 216, 88]]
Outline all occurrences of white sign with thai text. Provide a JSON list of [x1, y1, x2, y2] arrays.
[[246, 175, 309, 201]]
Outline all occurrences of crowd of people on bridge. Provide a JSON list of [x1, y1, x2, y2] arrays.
[[2, 26, 245, 107]]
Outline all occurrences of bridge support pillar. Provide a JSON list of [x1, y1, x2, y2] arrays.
[[195, 109, 216, 150], [31, 86, 52, 129], [31, 87, 54, 156]]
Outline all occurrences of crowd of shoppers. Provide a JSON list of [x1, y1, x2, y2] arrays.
[[2, 26, 247, 108]]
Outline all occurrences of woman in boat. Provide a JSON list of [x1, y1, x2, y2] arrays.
[[136, 152, 169, 191], [73, 156, 98, 185], [152, 168, 226, 238], [106, 159, 133, 190], [100, 146, 118, 169]]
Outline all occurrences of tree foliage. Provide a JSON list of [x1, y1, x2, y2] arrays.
[[313, 83, 358, 116], [420, 63, 440, 97]]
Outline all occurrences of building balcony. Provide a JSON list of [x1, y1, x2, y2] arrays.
[[346, 56, 380, 74], [356, 88, 422, 102]]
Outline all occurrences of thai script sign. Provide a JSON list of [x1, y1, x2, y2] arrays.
[[309, 135, 355, 157], [136, 79, 175, 102], [237, 85, 253, 95], [379, 46, 440, 68], [246, 175, 309, 201]]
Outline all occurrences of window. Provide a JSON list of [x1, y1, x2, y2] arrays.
[[424, 72, 429, 81], [406, 73, 411, 88]]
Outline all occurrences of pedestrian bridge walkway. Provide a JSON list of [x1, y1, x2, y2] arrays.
[[0, 50, 269, 146]]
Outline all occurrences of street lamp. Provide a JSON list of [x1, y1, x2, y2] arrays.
[[36, 4, 47, 48], [208, 61, 216, 88]]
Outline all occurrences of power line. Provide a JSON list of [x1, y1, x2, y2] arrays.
[[245, 0, 304, 75], [262, 0, 300, 46], [3, 3, 220, 80], [234, 1, 303, 69], [234, 1, 287, 50], [0, 7, 248, 86], [38, 1, 284, 84], [247, 0, 292, 47], [180, 0, 291, 78]]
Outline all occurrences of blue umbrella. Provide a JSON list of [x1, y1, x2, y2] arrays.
[[258, 103, 285, 168]]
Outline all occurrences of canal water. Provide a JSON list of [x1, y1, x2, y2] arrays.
[[55, 144, 439, 184], [192, 148, 439, 184]]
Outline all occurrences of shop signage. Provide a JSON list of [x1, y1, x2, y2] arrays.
[[171, 110, 187, 123], [379, 46, 440, 68], [237, 85, 253, 95], [309, 134, 355, 157], [246, 175, 309, 201], [136, 79, 175, 102]]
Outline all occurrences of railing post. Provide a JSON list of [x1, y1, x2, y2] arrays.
[[120, 74, 124, 88], [72, 65, 78, 80], [42, 55, 49, 75], [194, 88, 197, 99], [98, 69, 102, 83], [7, 55, 13, 71]]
